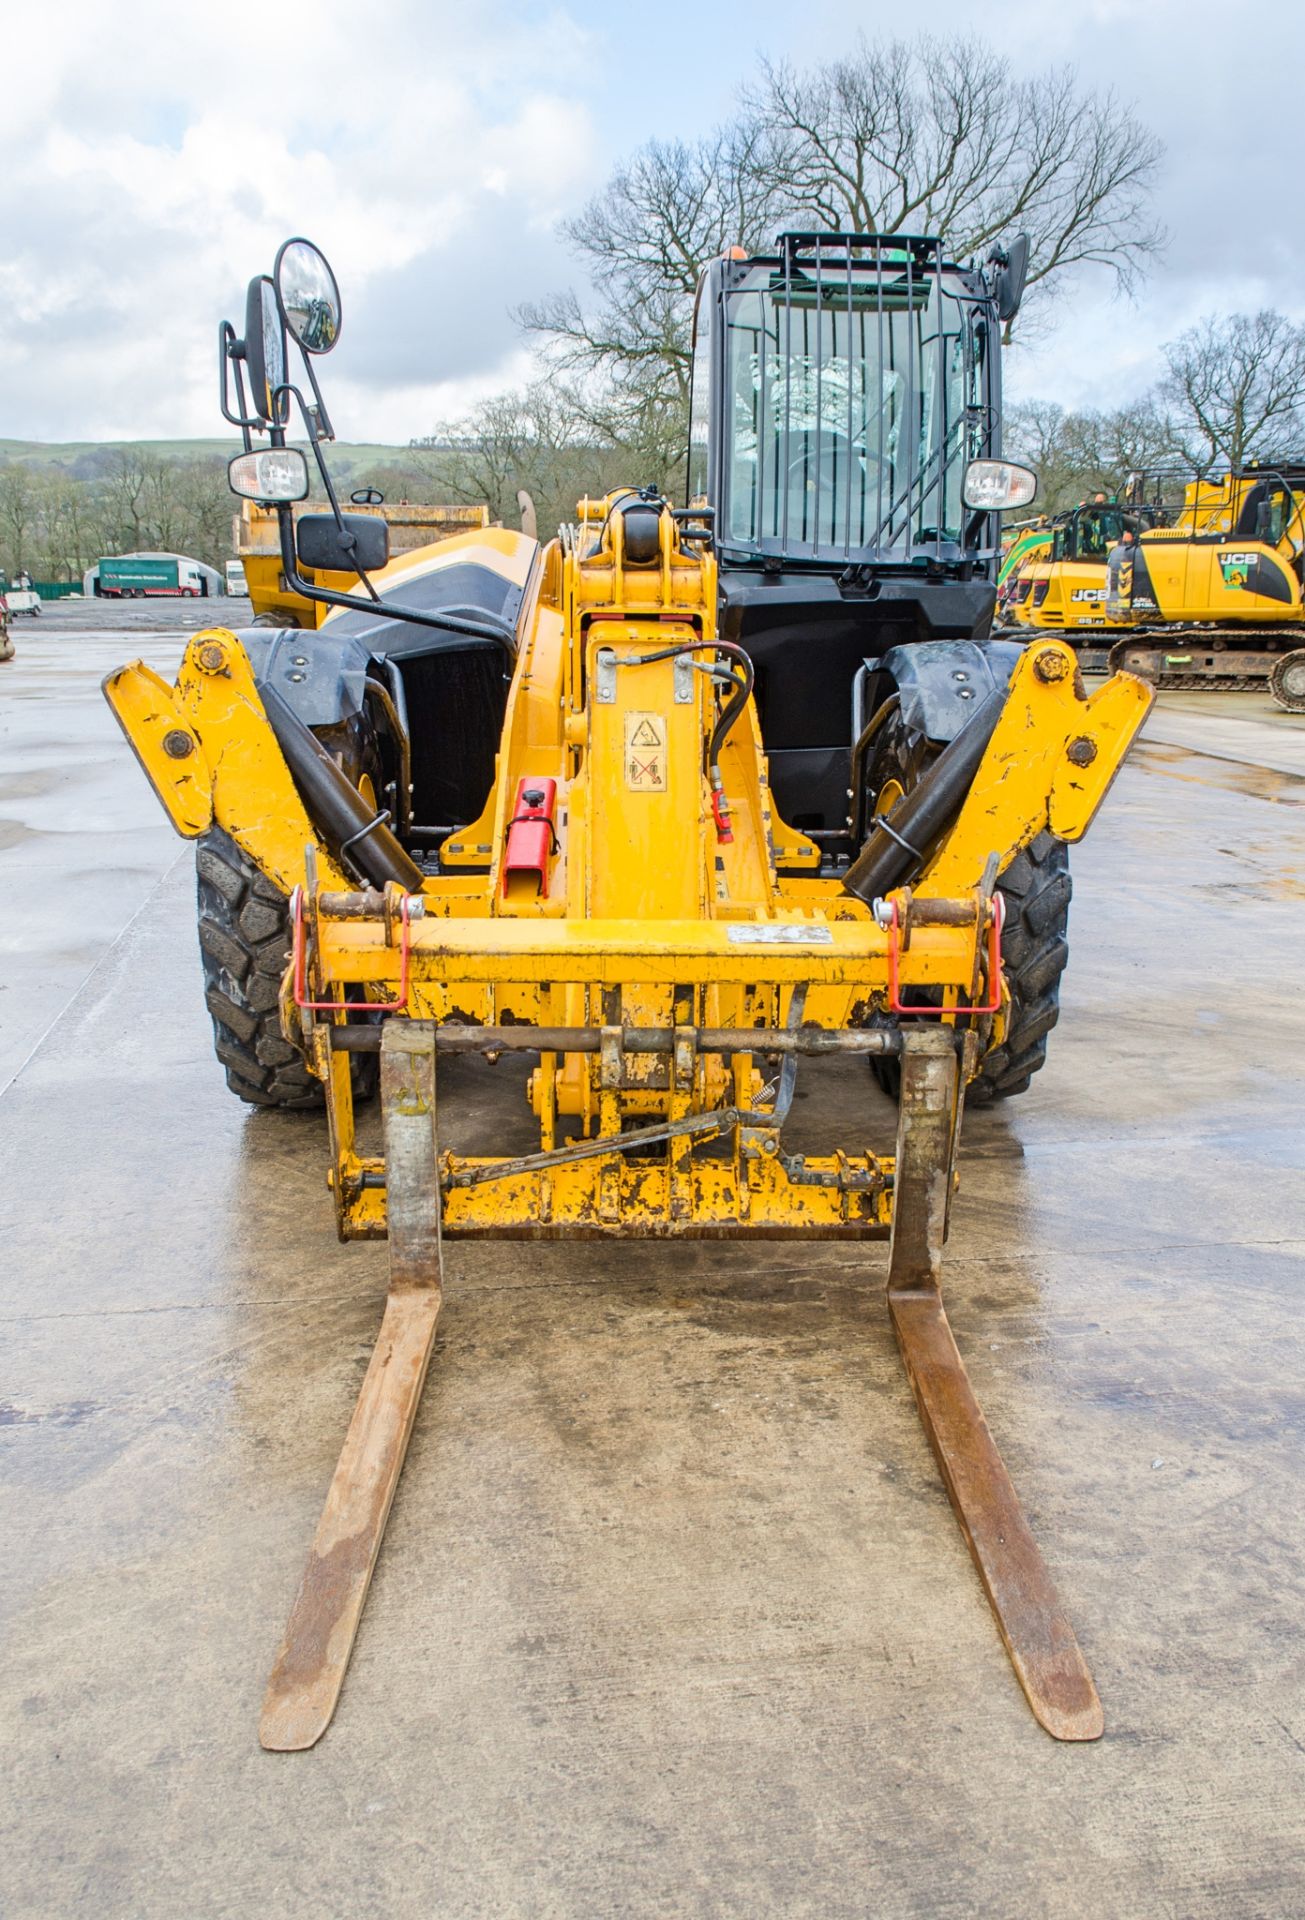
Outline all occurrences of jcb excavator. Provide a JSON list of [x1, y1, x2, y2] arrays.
[[105, 232, 1152, 1750], [1002, 467, 1305, 709], [999, 501, 1147, 647]]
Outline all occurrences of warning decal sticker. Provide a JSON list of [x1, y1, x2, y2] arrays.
[[624, 711, 667, 791]]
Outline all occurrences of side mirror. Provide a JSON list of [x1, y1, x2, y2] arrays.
[[296, 513, 389, 574], [275, 238, 342, 354], [963, 459, 1038, 512], [229, 447, 309, 503], [989, 233, 1030, 325], [243, 277, 286, 423]]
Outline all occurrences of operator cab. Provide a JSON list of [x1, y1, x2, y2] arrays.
[[689, 231, 1031, 839], [1229, 471, 1305, 553], [1050, 505, 1149, 562]]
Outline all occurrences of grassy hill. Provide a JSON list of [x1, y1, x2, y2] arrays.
[[0, 437, 461, 579], [0, 437, 421, 483]]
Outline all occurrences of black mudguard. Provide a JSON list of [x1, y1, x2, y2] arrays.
[[871, 637, 1026, 743], [239, 628, 373, 730]]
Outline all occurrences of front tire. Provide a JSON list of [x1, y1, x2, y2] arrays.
[[867, 833, 1071, 1105], [967, 833, 1071, 1104], [861, 704, 1072, 1105], [196, 828, 322, 1108]]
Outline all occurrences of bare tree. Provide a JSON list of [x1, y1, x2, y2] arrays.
[[0, 463, 39, 572], [417, 386, 565, 529], [98, 448, 153, 554], [1006, 397, 1170, 511], [168, 458, 236, 568], [418, 382, 660, 537], [1070, 402, 1170, 492], [85, 450, 231, 567], [348, 457, 445, 503], [519, 120, 790, 472], [1004, 400, 1069, 481], [1158, 311, 1305, 472], [524, 33, 1164, 470], [32, 473, 104, 580], [753, 39, 1162, 299]]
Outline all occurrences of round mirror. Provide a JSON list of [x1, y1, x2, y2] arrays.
[[243, 276, 287, 423], [259, 280, 286, 408], [274, 238, 342, 354]]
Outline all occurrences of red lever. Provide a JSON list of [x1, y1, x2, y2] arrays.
[[503, 777, 558, 896]]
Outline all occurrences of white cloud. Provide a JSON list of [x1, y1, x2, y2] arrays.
[[4, 0, 1303, 445], [0, 0, 597, 439], [789, 0, 1305, 411]]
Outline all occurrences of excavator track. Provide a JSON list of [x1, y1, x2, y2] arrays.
[[1143, 675, 1263, 692], [1107, 630, 1299, 692]]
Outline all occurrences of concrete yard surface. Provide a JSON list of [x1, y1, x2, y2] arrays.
[[1, 622, 1303, 1918], [1141, 684, 1305, 778]]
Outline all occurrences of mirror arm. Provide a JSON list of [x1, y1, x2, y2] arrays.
[[298, 349, 335, 443], [279, 384, 384, 607], [218, 321, 259, 446], [273, 506, 514, 657], [268, 376, 383, 608]]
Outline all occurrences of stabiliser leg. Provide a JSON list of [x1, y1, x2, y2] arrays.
[[260, 1022, 443, 1751], [887, 1028, 1103, 1742]]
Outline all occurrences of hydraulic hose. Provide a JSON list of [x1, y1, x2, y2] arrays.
[[603, 635, 754, 841], [259, 680, 424, 893], [842, 686, 1006, 906], [704, 644, 754, 778]]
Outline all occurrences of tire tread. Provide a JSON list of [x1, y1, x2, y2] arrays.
[[196, 827, 321, 1109]]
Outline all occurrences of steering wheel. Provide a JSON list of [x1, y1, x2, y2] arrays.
[[785, 434, 882, 488]]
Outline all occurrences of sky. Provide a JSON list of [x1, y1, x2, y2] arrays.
[[2, 0, 1303, 445]]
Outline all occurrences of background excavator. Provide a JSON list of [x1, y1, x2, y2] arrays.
[[105, 231, 1153, 1752], [998, 500, 1152, 656], [1000, 465, 1305, 709]]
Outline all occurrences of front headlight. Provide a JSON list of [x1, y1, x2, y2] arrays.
[[228, 447, 310, 504], [963, 459, 1038, 511]]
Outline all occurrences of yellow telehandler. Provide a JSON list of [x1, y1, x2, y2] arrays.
[[105, 233, 1152, 1750]]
